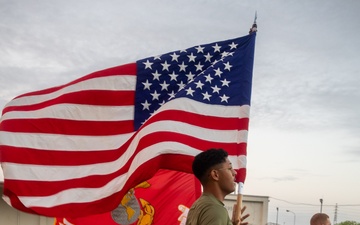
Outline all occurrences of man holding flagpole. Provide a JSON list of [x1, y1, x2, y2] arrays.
[[186, 148, 250, 225]]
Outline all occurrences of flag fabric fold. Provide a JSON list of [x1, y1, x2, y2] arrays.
[[54, 170, 201, 225], [0, 32, 256, 217]]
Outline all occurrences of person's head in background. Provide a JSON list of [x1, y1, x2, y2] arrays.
[[310, 213, 331, 225]]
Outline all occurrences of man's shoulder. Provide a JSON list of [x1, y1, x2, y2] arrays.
[[190, 194, 226, 212], [186, 194, 230, 225], [199, 193, 223, 203]]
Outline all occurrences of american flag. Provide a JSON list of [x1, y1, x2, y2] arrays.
[[0, 32, 256, 217]]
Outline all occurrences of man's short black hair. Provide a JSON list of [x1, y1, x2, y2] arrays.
[[192, 148, 228, 182]]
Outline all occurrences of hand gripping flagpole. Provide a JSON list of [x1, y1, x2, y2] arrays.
[[234, 12, 257, 224], [234, 182, 245, 223]]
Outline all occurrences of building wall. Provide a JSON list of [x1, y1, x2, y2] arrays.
[[0, 198, 53, 225], [1, 184, 268, 225], [224, 194, 269, 225]]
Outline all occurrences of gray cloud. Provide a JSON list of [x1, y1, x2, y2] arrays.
[[249, 0, 360, 136]]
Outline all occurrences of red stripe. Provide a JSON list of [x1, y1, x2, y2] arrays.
[[3, 90, 135, 113], [12, 63, 137, 99], [236, 168, 246, 183], [0, 109, 247, 135], [0, 146, 123, 165], [147, 109, 249, 130], [0, 119, 134, 135]]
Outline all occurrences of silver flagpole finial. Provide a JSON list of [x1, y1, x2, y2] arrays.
[[249, 11, 258, 34], [254, 11, 257, 24]]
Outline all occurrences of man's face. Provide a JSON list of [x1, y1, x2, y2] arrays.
[[216, 157, 237, 195], [324, 218, 331, 225]]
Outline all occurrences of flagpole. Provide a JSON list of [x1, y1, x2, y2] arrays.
[[234, 182, 244, 222], [235, 12, 258, 223]]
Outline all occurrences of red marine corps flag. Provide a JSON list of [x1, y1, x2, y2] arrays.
[[0, 31, 256, 218], [54, 170, 201, 225]]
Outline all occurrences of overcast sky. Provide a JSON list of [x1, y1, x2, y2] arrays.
[[1, 0, 360, 224]]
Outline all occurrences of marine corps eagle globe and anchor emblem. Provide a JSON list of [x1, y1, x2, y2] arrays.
[[111, 181, 155, 225]]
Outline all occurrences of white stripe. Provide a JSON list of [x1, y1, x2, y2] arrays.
[[141, 120, 248, 144], [2, 195, 11, 206], [1, 98, 248, 123], [4, 75, 137, 108], [1, 104, 134, 122], [158, 97, 250, 118], [229, 155, 247, 169], [18, 172, 130, 207], [0, 131, 134, 151], [10, 144, 246, 208]]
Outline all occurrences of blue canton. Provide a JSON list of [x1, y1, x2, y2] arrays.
[[134, 33, 256, 129]]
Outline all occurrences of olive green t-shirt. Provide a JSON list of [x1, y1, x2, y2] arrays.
[[186, 193, 231, 225]]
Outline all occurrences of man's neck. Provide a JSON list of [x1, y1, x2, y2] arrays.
[[202, 187, 226, 202]]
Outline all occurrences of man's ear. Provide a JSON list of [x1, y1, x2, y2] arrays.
[[209, 169, 220, 181]]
